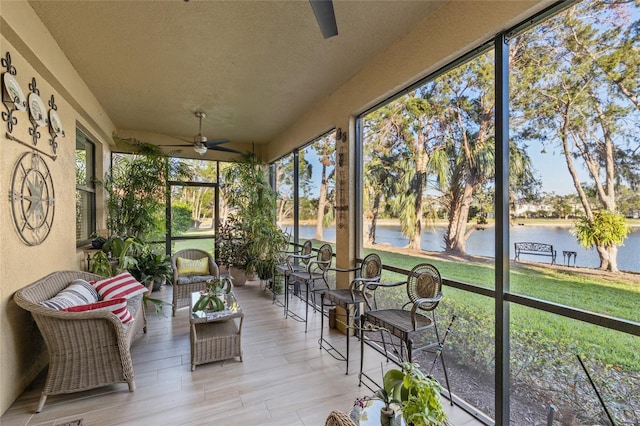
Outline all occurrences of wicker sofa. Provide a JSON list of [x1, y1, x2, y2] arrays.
[[13, 270, 147, 413]]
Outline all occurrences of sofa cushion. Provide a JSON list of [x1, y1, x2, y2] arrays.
[[40, 279, 99, 310], [92, 271, 148, 300], [176, 274, 216, 285], [176, 257, 209, 275], [62, 298, 133, 323]]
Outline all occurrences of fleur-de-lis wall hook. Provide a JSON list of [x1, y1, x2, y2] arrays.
[[47, 94, 64, 155], [27, 77, 47, 146], [1, 52, 27, 133]]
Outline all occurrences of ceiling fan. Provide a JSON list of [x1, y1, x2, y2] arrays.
[[309, 0, 338, 39], [167, 111, 241, 155]]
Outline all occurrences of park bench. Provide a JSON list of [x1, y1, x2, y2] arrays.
[[514, 242, 557, 265]]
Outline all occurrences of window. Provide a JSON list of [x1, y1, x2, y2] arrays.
[[298, 131, 336, 243], [76, 129, 96, 244]]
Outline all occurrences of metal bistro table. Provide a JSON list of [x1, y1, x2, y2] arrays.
[[189, 291, 244, 371]]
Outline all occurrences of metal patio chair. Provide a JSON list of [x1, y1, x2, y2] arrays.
[[286, 243, 333, 332], [358, 263, 452, 401], [319, 253, 382, 374]]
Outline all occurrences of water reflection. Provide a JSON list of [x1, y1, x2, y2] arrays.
[[297, 224, 640, 272]]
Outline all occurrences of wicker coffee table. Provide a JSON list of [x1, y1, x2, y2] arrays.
[[189, 291, 244, 371]]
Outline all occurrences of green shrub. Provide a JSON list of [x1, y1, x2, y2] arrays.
[[171, 202, 193, 235]]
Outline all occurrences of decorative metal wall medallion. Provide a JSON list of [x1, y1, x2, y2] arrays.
[[27, 77, 47, 146], [1, 52, 27, 133], [47, 94, 64, 154], [10, 151, 55, 246]]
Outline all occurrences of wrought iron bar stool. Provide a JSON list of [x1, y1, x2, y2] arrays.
[[319, 253, 382, 374], [276, 239, 313, 311], [358, 263, 452, 403], [286, 243, 333, 332]]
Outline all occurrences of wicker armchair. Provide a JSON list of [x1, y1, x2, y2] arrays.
[[171, 249, 219, 316], [13, 270, 147, 413], [325, 410, 357, 426]]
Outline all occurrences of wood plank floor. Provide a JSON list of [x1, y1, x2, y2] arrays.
[[2, 282, 483, 426]]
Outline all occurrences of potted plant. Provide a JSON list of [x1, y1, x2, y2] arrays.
[[381, 363, 449, 426], [89, 232, 107, 249], [102, 236, 143, 273], [219, 154, 287, 285], [131, 247, 173, 292], [374, 386, 401, 426], [193, 276, 234, 311], [89, 251, 113, 277]]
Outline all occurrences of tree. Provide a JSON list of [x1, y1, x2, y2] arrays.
[[511, 0, 639, 271], [435, 53, 498, 254], [573, 210, 631, 265], [171, 202, 193, 235], [275, 154, 295, 228], [363, 102, 408, 245], [312, 133, 336, 240], [392, 91, 446, 250], [103, 139, 190, 241]]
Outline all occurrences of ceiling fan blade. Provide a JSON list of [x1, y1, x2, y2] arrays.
[[162, 143, 192, 147], [208, 145, 243, 154], [309, 0, 338, 39], [204, 139, 230, 148]]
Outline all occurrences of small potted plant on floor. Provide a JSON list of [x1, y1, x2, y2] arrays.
[[131, 247, 173, 292]]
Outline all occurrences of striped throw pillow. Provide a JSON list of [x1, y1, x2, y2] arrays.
[[92, 271, 147, 300], [40, 279, 99, 310], [62, 298, 133, 323]]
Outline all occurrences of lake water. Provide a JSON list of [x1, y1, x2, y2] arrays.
[[298, 224, 640, 272]]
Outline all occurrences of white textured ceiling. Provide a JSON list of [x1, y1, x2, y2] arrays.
[[27, 0, 444, 156]]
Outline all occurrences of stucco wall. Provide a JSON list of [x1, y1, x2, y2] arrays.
[[0, 2, 115, 414]]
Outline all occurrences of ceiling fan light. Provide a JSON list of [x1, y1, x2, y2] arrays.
[[193, 144, 207, 155]]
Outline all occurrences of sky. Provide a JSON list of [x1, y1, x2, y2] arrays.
[[529, 149, 584, 196]]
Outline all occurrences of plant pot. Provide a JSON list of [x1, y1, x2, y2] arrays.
[[229, 266, 247, 286], [380, 407, 394, 426], [152, 277, 166, 291]]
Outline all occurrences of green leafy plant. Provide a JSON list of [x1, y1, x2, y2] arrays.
[[101, 137, 190, 241], [193, 293, 225, 312], [382, 363, 449, 426], [206, 276, 233, 294], [89, 251, 114, 277], [220, 154, 287, 278], [130, 247, 172, 290], [193, 277, 234, 312], [102, 236, 144, 274], [88, 242, 172, 315], [573, 210, 631, 249]]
